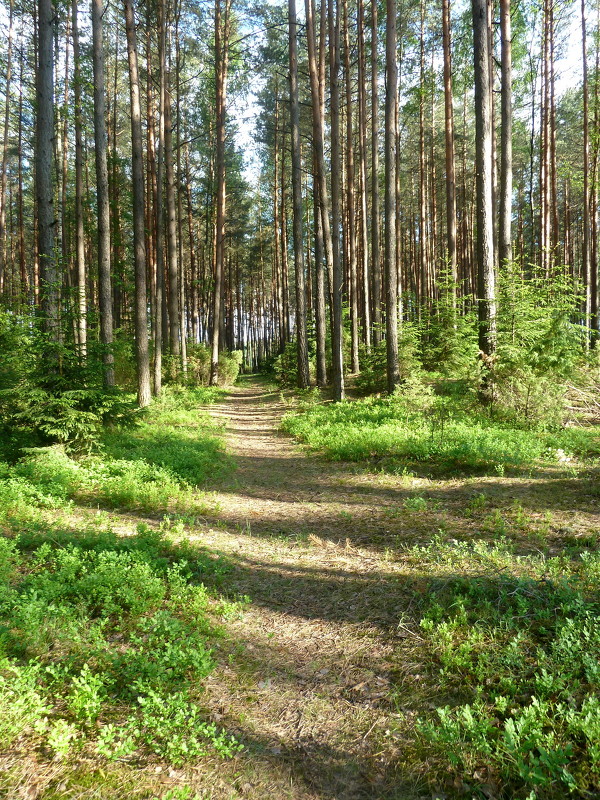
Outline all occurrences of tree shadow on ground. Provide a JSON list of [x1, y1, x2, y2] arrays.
[[7, 514, 599, 799]]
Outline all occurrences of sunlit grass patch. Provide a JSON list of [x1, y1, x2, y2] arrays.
[[1, 386, 231, 518], [0, 521, 242, 768], [282, 387, 600, 474], [399, 536, 600, 796]]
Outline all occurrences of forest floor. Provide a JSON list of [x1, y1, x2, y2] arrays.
[[160, 376, 598, 800], [5, 375, 600, 799]]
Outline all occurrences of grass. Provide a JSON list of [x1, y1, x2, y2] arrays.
[[0, 386, 243, 781], [2, 385, 231, 517], [0, 515, 243, 770], [394, 534, 600, 795], [281, 380, 600, 474], [277, 377, 600, 795]]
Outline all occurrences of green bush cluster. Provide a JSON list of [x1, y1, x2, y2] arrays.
[[412, 537, 600, 795], [186, 344, 243, 386], [0, 310, 139, 458], [282, 380, 599, 473], [0, 383, 230, 519], [0, 519, 242, 765]]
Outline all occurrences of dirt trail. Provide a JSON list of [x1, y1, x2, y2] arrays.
[[208, 379, 425, 545], [192, 379, 428, 800]]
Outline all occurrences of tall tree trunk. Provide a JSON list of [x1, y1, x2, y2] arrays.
[[92, 0, 114, 385], [418, 0, 427, 309], [343, 0, 360, 373], [385, 0, 399, 391], [153, 0, 167, 394], [371, 0, 381, 345], [165, 48, 181, 372], [17, 53, 26, 302], [0, 0, 14, 292], [60, 19, 70, 305], [73, 0, 87, 357], [124, 0, 151, 406], [472, 0, 496, 374], [582, 0, 592, 337], [442, 0, 458, 294], [289, 0, 310, 387], [329, 0, 345, 400], [37, 0, 59, 344], [306, 0, 330, 387], [499, 0, 513, 267], [210, 0, 230, 385], [357, 0, 371, 348]]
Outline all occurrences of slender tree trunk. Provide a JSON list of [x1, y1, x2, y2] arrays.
[[329, 0, 345, 400], [60, 19, 70, 306], [124, 0, 151, 406], [289, 0, 310, 387], [210, 0, 230, 385], [371, 0, 381, 345], [175, 26, 187, 375], [385, 0, 399, 391], [418, 0, 427, 309], [582, 0, 592, 336], [37, 0, 59, 343], [442, 0, 458, 293], [306, 0, 329, 387], [343, 0, 360, 373], [0, 0, 14, 292], [357, 0, 371, 348], [153, 0, 167, 394], [499, 0, 513, 267], [73, 0, 87, 357], [472, 0, 497, 372], [17, 54, 26, 302], [92, 0, 114, 385], [165, 52, 181, 371]]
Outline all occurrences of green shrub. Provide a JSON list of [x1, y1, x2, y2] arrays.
[[186, 344, 242, 386], [282, 383, 600, 473], [0, 523, 241, 766], [356, 324, 422, 393], [414, 539, 600, 794]]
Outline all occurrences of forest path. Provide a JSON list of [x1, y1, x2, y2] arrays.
[[185, 377, 595, 799], [189, 377, 434, 800], [206, 375, 419, 545]]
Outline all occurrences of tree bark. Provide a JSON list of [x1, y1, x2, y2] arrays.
[[343, 0, 360, 373], [442, 0, 458, 293], [499, 0, 513, 267], [36, 0, 59, 343], [92, 0, 115, 385], [385, 0, 400, 391], [165, 54, 181, 371], [371, 0, 381, 345], [124, 0, 151, 406], [472, 0, 496, 370], [289, 0, 310, 387], [210, 0, 231, 385], [329, 0, 345, 400], [0, 0, 14, 292]]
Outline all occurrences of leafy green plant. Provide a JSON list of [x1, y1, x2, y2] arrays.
[[413, 538, 600, 794], [186, 344, 243, 386], [282, 384, 599, 474]]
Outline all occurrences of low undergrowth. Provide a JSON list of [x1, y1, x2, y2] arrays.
[[282, 379, 600, 474], [0, 514, 243, 771], [1, 386, 230, 517], [405, 535, 600, 797], [0, 386, 241, 779]]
